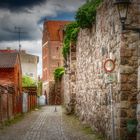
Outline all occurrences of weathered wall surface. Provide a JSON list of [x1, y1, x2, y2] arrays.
[[0, 69, 14, 85], [64, 45, 76, 114], [0, 85, 14, 124], [76, 6, 121, 139], [64, 74, 70, 106], [48, 81, 55, 105], [64, 0, 140, 139], [137, 23, 140, 140]]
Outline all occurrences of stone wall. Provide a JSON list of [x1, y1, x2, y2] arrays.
[[64, 45, 76, 114], [64, 0, 140, 139], [46, 80, 64, 105], [54, 79, 63, 105], [48, 81, 55, 105], [137, 12, 140, 139]]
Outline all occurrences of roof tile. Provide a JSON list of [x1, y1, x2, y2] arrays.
[[0, 52, 18, 68]]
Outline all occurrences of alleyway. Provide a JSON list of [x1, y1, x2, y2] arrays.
[[0, 106, 102, 140]]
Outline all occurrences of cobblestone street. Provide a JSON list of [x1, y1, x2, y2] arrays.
[[0, 106, 102, 140]]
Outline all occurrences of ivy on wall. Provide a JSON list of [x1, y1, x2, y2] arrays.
[[54, 67, 65, 80], [62, 22, 79, 59], [62, 0, 103, 59], [75, 0, 103, 29]]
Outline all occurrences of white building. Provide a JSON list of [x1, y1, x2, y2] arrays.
[[20, 51, 39, 81]]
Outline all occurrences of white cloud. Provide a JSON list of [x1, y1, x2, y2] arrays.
[[0, 0, 86, 76], [0, 40, 42, 76]]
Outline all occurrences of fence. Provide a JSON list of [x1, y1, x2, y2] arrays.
[[22, 87, 37, 112], [22, 92, 28, 113], [0, 85, 38, 124], [0, 85, 14, 123]]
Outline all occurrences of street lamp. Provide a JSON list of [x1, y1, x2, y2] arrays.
[[114, 0, 140, 33]]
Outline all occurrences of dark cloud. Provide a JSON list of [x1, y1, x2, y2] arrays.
[[0, 0, 86, 76], [38, 12, 74, 24], [0, 12, 41, 41], [0, 0, 85, 42], [0, 0, 47, 11]]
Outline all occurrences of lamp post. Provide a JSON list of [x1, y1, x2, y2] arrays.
[[114, 0, 140, 33], [104, 59, 116, 140]]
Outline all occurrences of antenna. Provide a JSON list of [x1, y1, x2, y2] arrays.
[[14, 26, 26, 52]]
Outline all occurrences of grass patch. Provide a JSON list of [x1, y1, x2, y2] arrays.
[[94, 133, 105, 140], [81, 123, 105, 140], [0, 114, 25, 130], [82, 124, 94, 134], [0, 106, 42, 129], [5, 114, 25, 127], [62, 107, 105, 140]]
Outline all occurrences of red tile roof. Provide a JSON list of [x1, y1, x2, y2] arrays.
[[0, 52, 18, 68], [0, 50, 17, 53]]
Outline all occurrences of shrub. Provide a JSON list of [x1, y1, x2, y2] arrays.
[[54, 67, 65, 80], [22, 76, 36, 87], [75, 0, 103, 29]]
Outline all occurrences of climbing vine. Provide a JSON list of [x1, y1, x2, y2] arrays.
[[62, 22, 79, 59], [62, 0, 103, 59], [75, 0, 103, 29]]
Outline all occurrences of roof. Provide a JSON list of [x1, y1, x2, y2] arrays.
[[43, 20, 71, 41], [0, 52, 19, 68], [0, 50, 17, 53], [20, 51, 39, 63]]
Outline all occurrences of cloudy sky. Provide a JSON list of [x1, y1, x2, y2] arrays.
[[0, 0, 85, 76]]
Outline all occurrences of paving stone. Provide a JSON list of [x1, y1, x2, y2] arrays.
[[0, 106, 101, 140]]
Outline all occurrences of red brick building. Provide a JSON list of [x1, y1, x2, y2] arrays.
[[42, 20, 70, 104], [0, 52, 22, 115], [42, 20, 70, 82]]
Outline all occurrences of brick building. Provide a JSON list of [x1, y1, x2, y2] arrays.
[[42, 20, 70, 81], [0, 52, 22, 116], [42, 20, 70, 100]]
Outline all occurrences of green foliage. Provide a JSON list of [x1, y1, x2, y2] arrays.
[[62, 0, 103, 59], [75, 0, 103, 29], [62, 22, 79, 59], [71, 27, 80, 43], [22, 76, 36, 87], [54, 67, 65, 80], [63, 37, 70, 60]]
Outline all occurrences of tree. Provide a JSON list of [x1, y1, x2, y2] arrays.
[[22, 76, 36, 87]]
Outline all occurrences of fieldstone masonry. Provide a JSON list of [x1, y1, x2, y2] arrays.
[[64, 0, 140, 139], [64, 44, 76, 114]]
